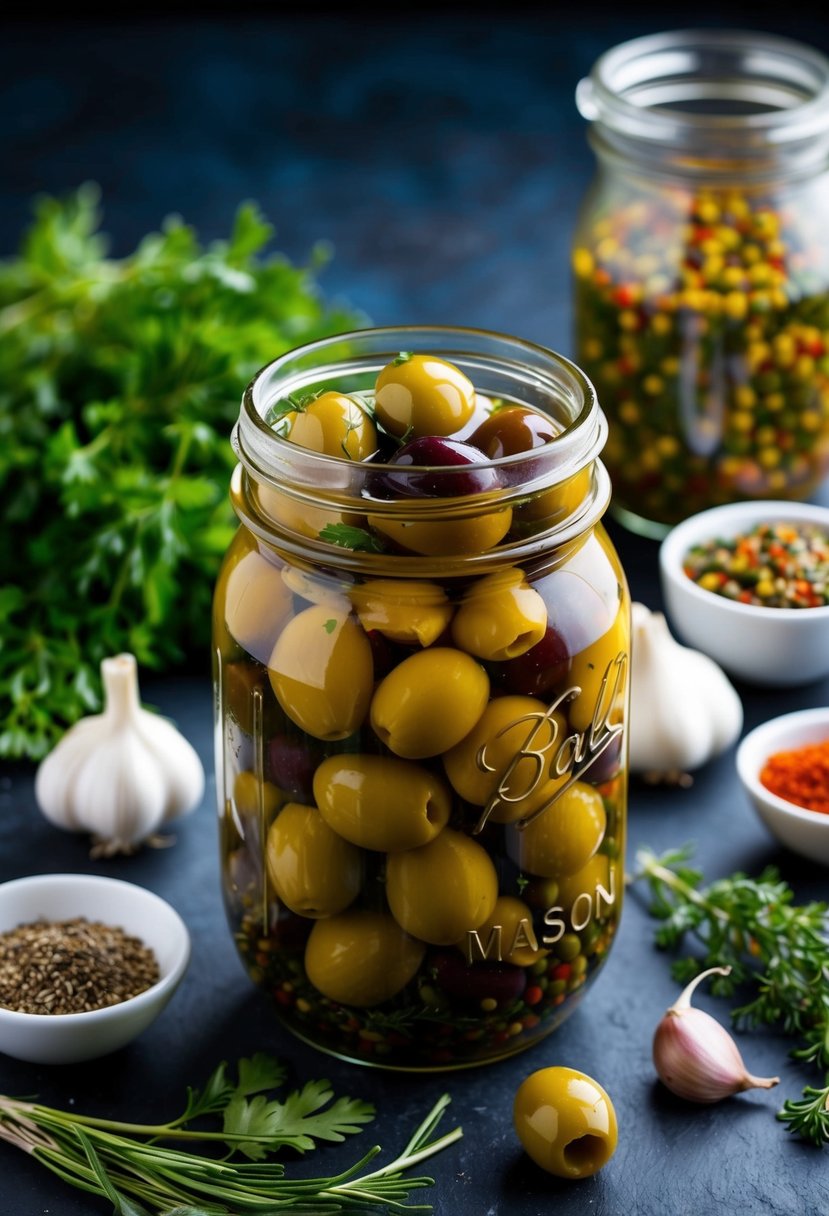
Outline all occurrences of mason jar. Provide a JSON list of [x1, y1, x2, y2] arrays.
[[573, 28, 829, 537], [212, 326, 630, 1070]]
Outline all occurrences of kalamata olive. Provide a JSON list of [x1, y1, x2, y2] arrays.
[[451, 567, 547, 662], [442, 695, 567, 824], [370, 435, 502, 500], [385, 828, 498, 945], [506, 781, 607, 878], [431, 950, 527, 1007], [513, 1066, 618, 1178], [579, 730, 623, 784], [268, 605, 373, 741], [458, 895, 548, 967], [265, 802, 363, 919], [469, 405, 557, 458], [489, 624, 571, 697], [374, 353, 476, 438], [350, 578, 454, 646], [304, 909, 425, 1006], [370, 647, 489, 758], [313, 754, 451, 851], [266, 733, 322, 802], [274, 390, 378, 460]]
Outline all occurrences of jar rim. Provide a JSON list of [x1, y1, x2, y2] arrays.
[[577, 27, 829, 154]]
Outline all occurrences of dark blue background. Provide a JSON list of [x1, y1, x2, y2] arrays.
[[2, 7, 829, 1215]]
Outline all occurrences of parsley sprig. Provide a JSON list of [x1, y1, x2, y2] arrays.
[[631, 845, 829, 1145], [0, 1053, 462, 1213], [0, 184, 364, 760]]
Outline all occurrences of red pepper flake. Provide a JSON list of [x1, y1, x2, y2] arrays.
[[759, 737, 829, 814]]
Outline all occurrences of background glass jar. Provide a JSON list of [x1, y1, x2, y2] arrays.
[[212, 326, 630, 1070], [573, 29, 829, 537]]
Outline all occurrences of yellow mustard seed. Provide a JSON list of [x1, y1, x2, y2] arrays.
[[795, 355, 816, 380], [734, 385, 757, 409], [724, 292, 748, 320], [731, 412, 754, 433], [656, 435, 680, 458], [758, 448, 782, 469]]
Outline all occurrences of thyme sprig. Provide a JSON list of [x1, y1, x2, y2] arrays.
[[0, 1054, 462, 1213], [631, 845, 829, 1145]]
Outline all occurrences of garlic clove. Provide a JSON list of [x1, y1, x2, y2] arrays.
[[653, 966, 779, 1103], [73, 731, 168, 851]]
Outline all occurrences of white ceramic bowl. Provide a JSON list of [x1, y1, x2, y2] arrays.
[[0, 873, 190, 1064], [659, 499, 829, 687], [736, 707, 829, 865]]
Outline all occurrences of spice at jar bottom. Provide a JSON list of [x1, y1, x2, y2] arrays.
[[760, 738, 829, 815], [0, 917, 160, 1015]]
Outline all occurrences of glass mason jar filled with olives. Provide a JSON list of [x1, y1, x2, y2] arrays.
[[573, 29, 829, 537], [213, 326, 630, 1070]]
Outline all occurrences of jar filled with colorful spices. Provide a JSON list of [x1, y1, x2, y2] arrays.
[[573, 29, 829, 536]]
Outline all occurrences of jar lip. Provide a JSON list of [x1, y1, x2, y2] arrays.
[[234, 325, 605, 492], [577, 27, 829, 149]]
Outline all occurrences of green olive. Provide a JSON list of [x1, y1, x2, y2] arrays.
[[265, 802, 363, 918], [254, 482, 367, 545], [516, 467, 593, 526], [374, 353, 475, 438], [304, 909, 425, 1006], [313, 754, 451, 851], [442, 695, 567, 823], [268, 605, 373, 740], [509, 781, 607, 878], [451, 567, 547, 661], [513, 1066, 618, 1178], [370, 508, 513, 557], [459, 895, 548, 966], [275, 391, 378, 460], [385, 828, 498, 945], [350, 578, 453, 646], [556, 853, 616, 925], [222, 548, 294, 664], [568, 604, 629, 734], [370, 647, 489, 759], [233, 771, 283, 823]]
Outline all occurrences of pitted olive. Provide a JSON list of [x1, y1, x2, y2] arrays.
[[370, 647, 489, 759], [274, 390, 378, 460], [265, 802, 363, 918], [458, 895, 548, 967], [313, 754, 451, 851], [513, 1066, 618, 1179], [374, 353, 476, 438], [268, 605, 373, 740], [507, 781, 606, 878], [568, 606, 629, 734], [350, 578, 453, 646], [385, 828, 498, 945], [304, 909, 425, 1006], [451, 567, 547, 661], [442, 695, 567, 824]]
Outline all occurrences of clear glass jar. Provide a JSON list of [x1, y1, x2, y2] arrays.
[[212, 326, 630, 1070], [573, 29, 829, 537]]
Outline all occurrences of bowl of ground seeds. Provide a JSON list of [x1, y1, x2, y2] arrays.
[[0, 873, 190, 1064]]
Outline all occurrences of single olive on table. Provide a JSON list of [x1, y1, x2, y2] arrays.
[[513, 1065, 618, 1179], [214, 338, 629, 1070]]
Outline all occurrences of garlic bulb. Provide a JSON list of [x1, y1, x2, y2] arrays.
[[653, 966, 779, 1103], [35, 653, 205, 856], [628, 601, 743, 779]]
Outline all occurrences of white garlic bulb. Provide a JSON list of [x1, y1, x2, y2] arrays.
[[35, 653, 204, 855], [628, 602, 743, 778]]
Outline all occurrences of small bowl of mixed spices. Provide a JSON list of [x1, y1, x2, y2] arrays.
[[0, 873, 190, 1064], [736, 707, 829, 865], [659, 499, 829, 686]]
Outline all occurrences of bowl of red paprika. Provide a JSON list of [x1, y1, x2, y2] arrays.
[[736, 707, 829, 865], [659, 500, 829, 687]]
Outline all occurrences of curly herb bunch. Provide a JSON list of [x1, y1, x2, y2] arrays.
[[0, 184, 364, 760], [0, 1053, 462, 1213], [631, 846, 829, 1146]]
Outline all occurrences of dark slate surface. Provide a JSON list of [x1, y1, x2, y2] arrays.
[[2, 7, 829, 1215]]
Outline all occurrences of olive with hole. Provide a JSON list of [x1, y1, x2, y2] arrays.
[[374, 353, 476, 438], [513, 1066, 618, 1179], [313, 754, 451, 852], [350, 578, 453, 646], [304, 909, 425, 1006], [385, 828, 498, 945], [451, 567, 547, 661], [268, 605, 373, 740], [370, 647, 489, 759], [265, 802, 363, 919], [506, 781, 607, 878]]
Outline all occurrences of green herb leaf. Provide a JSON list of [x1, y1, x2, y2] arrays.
[[318, 523, 386, 553], [223, 1078, 375, 1158]]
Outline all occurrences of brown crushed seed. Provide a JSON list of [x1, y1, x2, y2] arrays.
[[0, 917, 160, 1015]]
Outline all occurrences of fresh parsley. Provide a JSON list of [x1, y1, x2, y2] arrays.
[[319, 523, 387, 552], [0, 184, 365, 759]]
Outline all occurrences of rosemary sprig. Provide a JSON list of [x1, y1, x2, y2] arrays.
[[630, 845, 829, 1145], [0, 1055, 462, 1213]]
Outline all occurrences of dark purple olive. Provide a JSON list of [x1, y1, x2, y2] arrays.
[[431, 950, 527, 1007], [489, 625, 571, 697], [368, 435, 501, 499], [266, 732, 321, 802], [578, 730, 623, 784]]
